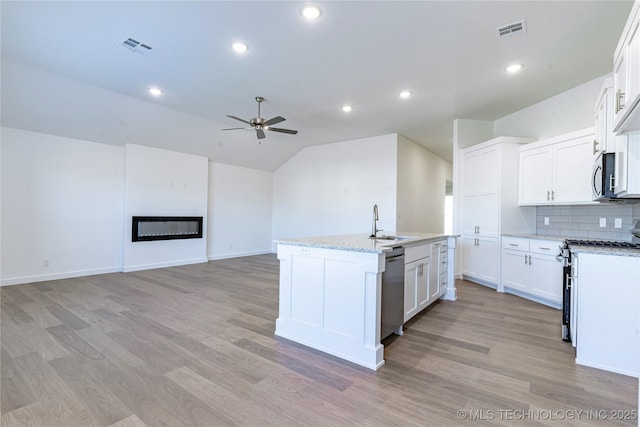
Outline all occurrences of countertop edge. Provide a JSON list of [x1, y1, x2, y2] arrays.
[[274, 234, 458, 254], [502, 233, 565, 242]]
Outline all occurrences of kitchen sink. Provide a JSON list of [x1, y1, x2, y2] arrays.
[[371, 235, 413, 241]]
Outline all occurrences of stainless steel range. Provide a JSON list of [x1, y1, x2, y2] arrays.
[[557, 238, 640, 342]]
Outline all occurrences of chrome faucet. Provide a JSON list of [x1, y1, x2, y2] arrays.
[[370, 204, 381, 238]]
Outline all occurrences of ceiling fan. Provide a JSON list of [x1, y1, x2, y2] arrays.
[[222, 96, 298, 141]]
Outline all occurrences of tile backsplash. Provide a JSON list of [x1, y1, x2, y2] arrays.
[[536, 203, 640, 241]]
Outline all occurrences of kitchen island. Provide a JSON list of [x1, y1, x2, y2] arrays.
[[274, 233, 457, 370]]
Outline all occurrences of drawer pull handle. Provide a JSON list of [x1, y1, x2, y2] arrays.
[[539, 247, 550, 250], [509, 243, 518, 247]]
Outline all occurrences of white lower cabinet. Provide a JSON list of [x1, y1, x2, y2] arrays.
[[501, 236, 563, 307], [574, 252, 639, 377], [404, 257, 430, 322], [404, 240, 448, 323], [461, 236, 499, 286]]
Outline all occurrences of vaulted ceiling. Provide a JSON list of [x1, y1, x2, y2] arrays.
[[0, 1, 633, 170]]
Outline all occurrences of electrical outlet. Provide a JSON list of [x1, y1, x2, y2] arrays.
[[229, 244, 233, 250], [615, 218, 622, 228], [544, 217, 549, 226], [599, 218, 607, 227], [43, 258, 50, 268]]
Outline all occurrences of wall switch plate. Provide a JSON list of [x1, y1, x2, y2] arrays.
[[615, 218, 622, 228], [599, 218, 607, 227], [43, 259, 50, 268], [544, 217, 549, 225]]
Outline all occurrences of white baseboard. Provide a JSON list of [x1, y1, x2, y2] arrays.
[[575, 358, 639, 378], [208, 250, 273, 261], [1, 266, 121, 287], [122, 257, 208, 273]]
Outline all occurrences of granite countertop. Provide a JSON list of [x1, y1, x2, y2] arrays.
[[567, 244, 640, 258], [503, 233, 640, 257], [274, 233, 456, 254], [502, 233, 566, 242]]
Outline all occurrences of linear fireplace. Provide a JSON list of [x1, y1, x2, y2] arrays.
[[132, 216, 203, 242]]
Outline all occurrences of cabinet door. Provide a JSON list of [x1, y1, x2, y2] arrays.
[[594, 90, 608, 155], [404, 260, 420, 322], [501, 249, 529, 292], [613, 47, 628, 128], [461, 194, 499, 236], [417, 258, 431, 310], [427, 244, 441, 302], [477, 237, 499, 285], [462, 146, 500, 196], [553, 134, 595, 203], [404, 258, 429, 322], [626, 19, 640, 119], [462, 236, 499, 286], [528, 253, 563, 304], [519, 147, 553, 205], [461, 236, 481, 278]]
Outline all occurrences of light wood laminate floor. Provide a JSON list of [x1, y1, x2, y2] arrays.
[[1, 254, 637, 426]]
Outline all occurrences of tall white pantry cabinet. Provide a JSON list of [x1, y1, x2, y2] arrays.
[[460, 137, 536, 288]]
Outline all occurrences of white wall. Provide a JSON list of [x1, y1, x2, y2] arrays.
[[493, 75, 606, 139], [2, 60, 300, 172], [208, 162, 273, 259], [273, 134, 398, 242], [123, 144, 208, 272], [396, 135, 452, 233], [1, 127, 124, 285]]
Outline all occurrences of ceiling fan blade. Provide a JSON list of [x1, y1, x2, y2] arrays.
[[263, 116, 286, 126], [267, 127, 298, 135], [256, 128, 266, 139], [221, 127, 246, 131], [226, 115, 251, 125]]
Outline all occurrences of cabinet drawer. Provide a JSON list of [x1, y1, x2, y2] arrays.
[[439, 273, 447, 290], [502, 237, 529, 252], [405, 244, 430, 263], [530, 240, 562, 255]]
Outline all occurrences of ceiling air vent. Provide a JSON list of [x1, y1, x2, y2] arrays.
[[119, 37, 153, 55], [497, 20, 527, 38]]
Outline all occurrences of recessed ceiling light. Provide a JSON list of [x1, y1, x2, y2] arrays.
[[506, 63, 523, 73], [149, 87, 163, 96], [399, 91, 412, 99], [232, 42, 248, 53], [302, 6, 321, 20], [342, 105, 353, 113]]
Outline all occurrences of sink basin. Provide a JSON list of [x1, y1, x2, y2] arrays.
[[371, 235, 413, 241]]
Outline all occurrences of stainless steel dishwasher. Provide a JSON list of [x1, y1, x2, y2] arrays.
[[381, 246, 405, 339]]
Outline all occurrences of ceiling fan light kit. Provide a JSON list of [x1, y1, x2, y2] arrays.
[[223, 96, 298, 142]]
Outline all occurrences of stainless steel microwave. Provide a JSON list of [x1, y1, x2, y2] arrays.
[[592, 152, 616, 201]]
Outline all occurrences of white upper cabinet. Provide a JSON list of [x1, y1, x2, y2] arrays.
[[519, 128, 596, 205], [553, 134, 597, 203], [519, 148, 553, 205], [594, 77, 621, 155], [462, 146, 500, 197], [613, 0, 640, 134]]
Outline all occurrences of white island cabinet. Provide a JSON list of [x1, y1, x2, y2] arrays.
[[274, 233, 457, 370]]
